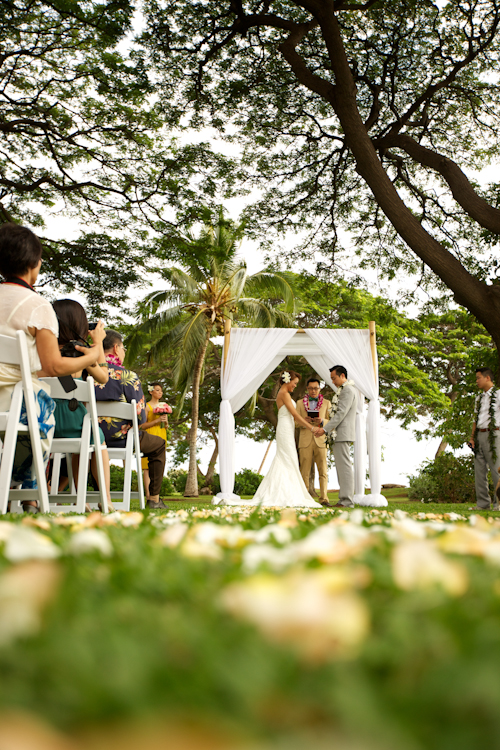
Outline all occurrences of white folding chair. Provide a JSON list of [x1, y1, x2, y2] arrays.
[[0, 331, 50, 514], [95, 400, 145, 510], [40, 376, 108, 513]]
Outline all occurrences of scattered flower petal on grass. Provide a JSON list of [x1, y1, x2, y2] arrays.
[[117, 512, 144, 527], [242, 543, 298, 573], [50, 516, 87, 526], [391, 517, 428, 540], [67, 529, 113, 557], [181, 539, 223, 561], [3, 526, 61, 562], [220, 569, 370, 663], [278, 509, 298, 528], [392, 540, 468, 596], [158, 523, 189, 548], [252, 524, 292, 545], [0, 561, 62, 645], [21, 517, 51, 530], [437, 526, 491, 556], [294, 523, 373, 563]]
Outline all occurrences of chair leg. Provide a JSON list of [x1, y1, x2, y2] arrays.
[[50, 453, 62, 496], [123, 441, 132, 512], [0, 385, 23, 515]]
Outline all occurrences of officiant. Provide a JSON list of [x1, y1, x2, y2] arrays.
[[296, 377, 332, 508]]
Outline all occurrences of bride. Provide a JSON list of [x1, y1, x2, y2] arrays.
[[251, 370, 323, 508]]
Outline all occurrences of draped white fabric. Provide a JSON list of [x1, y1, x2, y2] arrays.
[[216, 328, 297, 502], [215, 327, 386, 508], [304, 329, 386, 507], [353, 393, 367, 504]]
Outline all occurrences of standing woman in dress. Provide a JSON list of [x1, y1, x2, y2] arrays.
[[0, 224, 101, 511], [140, 382, 169, 501]]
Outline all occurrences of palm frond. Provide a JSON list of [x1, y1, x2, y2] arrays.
[[173, 311, 212, 386], [222, 264, 248, 301], [162, 267, 202, 299], [245, 271, 297, 313], [147, 319, 193, 364], [236, 299, 274, 327], [246, 390, 258, 417]]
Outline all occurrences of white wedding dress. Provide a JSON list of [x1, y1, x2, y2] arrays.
[[250, 403, 319, 508]]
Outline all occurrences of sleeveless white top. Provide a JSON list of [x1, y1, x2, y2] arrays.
[[0, 284, 58, 373]]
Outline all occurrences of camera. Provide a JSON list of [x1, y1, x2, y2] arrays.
[[60, 340, 87, 358], [88, 322, 98, 330]]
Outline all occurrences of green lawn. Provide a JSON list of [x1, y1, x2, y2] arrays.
[[2, 497, 500, 749]]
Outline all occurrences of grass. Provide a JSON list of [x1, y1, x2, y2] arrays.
[[2, 491, 500, 748]]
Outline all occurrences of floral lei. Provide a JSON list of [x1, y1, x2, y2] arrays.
[[325, 379, 355, 448], [106, 353, 123, 367], [303, 393, 324, 412], [473, 386, 498, 463]]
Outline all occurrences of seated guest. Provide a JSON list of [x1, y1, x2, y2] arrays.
[[48, 299, 114, 512], [0, 223, 101, 512], [95, 330, 167, 509]]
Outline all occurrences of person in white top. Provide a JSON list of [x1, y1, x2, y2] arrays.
[[0, 223, 103, 512], [470, 367, 500, 511]]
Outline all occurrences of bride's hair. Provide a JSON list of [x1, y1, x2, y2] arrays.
[[278, 369, 301, 385]]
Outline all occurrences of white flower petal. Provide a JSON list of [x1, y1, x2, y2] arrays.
[[67, 529, 113, 557]]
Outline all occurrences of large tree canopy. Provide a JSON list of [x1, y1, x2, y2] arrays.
[[142, 0, 500, 350], [0, 0, 233, 312]]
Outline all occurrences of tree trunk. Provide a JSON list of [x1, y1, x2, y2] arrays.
[[184, 329, 212, 497], [258, 394, 278, 428], [279, 4, 500, 355], [205, 436, 219, 486], [434, 390, 459, 459]]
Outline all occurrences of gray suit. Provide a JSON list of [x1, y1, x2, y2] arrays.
[[324, 384, 357, 507]]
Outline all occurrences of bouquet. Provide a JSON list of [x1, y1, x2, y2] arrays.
[[153, 402, 172, 415]]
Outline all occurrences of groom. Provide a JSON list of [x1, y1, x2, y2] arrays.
[[316, 365, 357, 508], [296, 377, 332, 507]]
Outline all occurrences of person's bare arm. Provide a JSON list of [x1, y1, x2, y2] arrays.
[[279, 391, 318, 433], [84, 321, 109, 384], [35, 328, 100, 377], [296, 401, 311, 429]]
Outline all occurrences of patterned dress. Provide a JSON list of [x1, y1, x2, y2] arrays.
[[94, 358, 146, 447]]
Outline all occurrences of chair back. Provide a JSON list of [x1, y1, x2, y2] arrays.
[[42, 377, 91, 402], [0, 331, 50, 512], [39, 375, 108, 512], [95, 400, 136, 420], [95, 398, 144, 509]]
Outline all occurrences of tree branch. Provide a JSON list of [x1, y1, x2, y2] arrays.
[[376, 133, 500, 233]]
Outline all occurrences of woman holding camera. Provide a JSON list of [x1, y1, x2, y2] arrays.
[[48, 299, 113, 511], [0, 224, 103, 512]]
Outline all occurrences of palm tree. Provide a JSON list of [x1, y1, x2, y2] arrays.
[[128, 209, 296, 497]]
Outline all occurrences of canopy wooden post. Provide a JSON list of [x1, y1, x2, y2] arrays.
[[369, 321, 377, 381], [223, 318, 231, 372]]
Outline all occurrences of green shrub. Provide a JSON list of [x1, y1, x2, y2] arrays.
[[109, 464, 174, 496], [408, 451, 489, 504], [234, 468, 263, 496], [167, 468, 188, 493]]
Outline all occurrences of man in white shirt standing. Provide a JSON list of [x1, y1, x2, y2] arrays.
[[470, 367, 500, 511]]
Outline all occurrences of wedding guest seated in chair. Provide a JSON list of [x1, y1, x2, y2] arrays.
[[95, 330, 167, 510], [0, 223, 102, 512], [43, 299, 114, 512]]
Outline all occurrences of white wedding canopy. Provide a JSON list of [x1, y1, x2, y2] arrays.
[[214, 326, 387, 507]]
